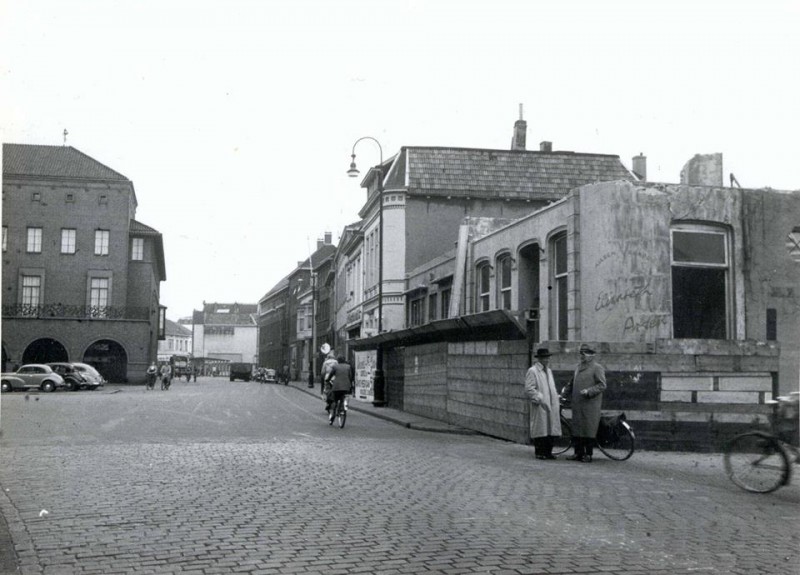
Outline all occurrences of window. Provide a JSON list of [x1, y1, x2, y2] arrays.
[[22, 275, 41, 307], [61, 229, 77, 254], [476, 262, 491, 312], [551, 232, 568, 340], [27, 227, 42, 253], [131, 238, 144, 261], [32, 192, 41, 202], [497, 254, 512, 310], [440, 287, 451, 319], [90, 277, 110, 317], [2, 226, 6, 252], [408, 296, 424, 327], [95, 230, 109, 255], [99, 194, 108, 205], [428, 293, 438, 322], [671, 225, 730, 339], [65, 192, 75, 203]]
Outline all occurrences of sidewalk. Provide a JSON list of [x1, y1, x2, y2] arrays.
[[286, 380, 478, 435]]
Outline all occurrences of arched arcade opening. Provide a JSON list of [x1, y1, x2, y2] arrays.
[[83, 340, 128, 383], [22, 338, 69, 365]]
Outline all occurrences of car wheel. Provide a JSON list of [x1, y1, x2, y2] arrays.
[[66, 381, 76, 391], [1, 381, 11, 392], [42, 381, 56, 392]]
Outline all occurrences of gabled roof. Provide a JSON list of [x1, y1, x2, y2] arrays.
[[200, 302, 258, 326], [259, 276, 290, 303], [165, 319, 192, 337], [386, 146, 633, 200], [2, 143, 131, 182], [130, 219, 159, 235]]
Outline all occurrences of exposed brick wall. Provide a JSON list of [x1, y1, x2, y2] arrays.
[[400, 338, 781, 451]]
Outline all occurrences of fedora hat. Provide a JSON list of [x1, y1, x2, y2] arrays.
[[579, 344, 596, 354], [534, 348, 552, 358]]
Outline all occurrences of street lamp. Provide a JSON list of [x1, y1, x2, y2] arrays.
[[348, 136, 385, 407]]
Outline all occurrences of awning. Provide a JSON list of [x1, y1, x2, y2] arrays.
[[348, 309, 526, 350]]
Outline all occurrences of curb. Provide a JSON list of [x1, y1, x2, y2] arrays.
[[287, 382, 478, 435]]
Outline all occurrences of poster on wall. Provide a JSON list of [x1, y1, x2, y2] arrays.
[[354, 350, 376, 403]]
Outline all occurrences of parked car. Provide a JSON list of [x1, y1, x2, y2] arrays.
[[47, 362, 102, 391], [263, 368, 278, 384], [1, 364, 66, 392], [70, 362, 106, 389]]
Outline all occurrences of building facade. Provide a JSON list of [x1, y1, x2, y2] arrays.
[[157, 318, 192, 359], [1, 144, 166, 382], [388, 157, 800, 448], [192, 302, 257, 367]]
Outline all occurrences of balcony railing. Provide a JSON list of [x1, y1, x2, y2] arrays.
[[2, 304, 151, 321]]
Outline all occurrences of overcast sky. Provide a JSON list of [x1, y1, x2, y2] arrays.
[[2, 0, 798, 320]]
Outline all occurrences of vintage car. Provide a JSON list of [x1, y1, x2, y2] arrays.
[[1, 364, 66, 392], [70, 362, 106, 388], [47, 362, 102, 391]]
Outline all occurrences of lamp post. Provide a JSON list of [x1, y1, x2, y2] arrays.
[[348, 136, 385, 407]]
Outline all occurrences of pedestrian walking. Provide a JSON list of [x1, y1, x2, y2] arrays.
[[560, 344, 606, 462], [524, 347, 561, 460]]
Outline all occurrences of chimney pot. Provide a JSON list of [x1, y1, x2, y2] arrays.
[[632, 153, 647, 181], [511, 104, 527, 151], [540, 141, 552, 153]]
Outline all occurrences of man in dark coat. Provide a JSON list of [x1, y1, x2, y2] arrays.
[[327, 356, 354, 423], [561, 344, 606, 462]]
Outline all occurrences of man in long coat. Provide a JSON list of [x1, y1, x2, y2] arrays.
[[561, 344, 606, 462], [524, 347, 562, 459]]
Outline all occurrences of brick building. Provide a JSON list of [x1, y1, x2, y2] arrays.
[[1, 144, 166, 382]]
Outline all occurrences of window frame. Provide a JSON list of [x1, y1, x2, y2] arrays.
[[94, 229, 110, 256], [496, 253, 513, 310], [476, 261, 491, 312], [550, 231, 568, 340], [61, 228, 77, 254], [27, 227, 43, 253], [670, 224, 731, 339], [131, 237, 144, 261]]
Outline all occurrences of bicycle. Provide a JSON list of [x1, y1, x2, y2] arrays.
[[328, 394, 348, 428], [553, 398, 635, 461], [724, 393, 799, 493]]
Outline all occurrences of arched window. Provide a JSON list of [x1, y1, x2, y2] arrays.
[[496, 254, 512, 310], [671, 224, 730, 339], [550, 232, 568, 340], [476, 261, 491, 312]]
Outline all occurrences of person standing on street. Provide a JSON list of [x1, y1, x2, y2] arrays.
[[560, 344, 606, 462], [524, 348, 562, 460]]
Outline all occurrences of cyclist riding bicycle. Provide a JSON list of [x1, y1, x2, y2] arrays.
[[325, 356, 354, 418]]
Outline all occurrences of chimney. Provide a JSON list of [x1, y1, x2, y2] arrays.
[[511, 103, 527, 151], [539, 141, 552, 153], [324, 231, 332, 245], [680, 153, 723, 186], [316, 238, 324, 250], [632, 153, 647, 181]]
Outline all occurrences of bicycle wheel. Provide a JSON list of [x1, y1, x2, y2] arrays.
[[724, 431, 790, 493], [597, 421, 635, 461], [553, 416, 572, 455], [337, 399, 347, 428]]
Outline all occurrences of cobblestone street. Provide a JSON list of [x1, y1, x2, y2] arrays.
[[1, 379, 798, 574]]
